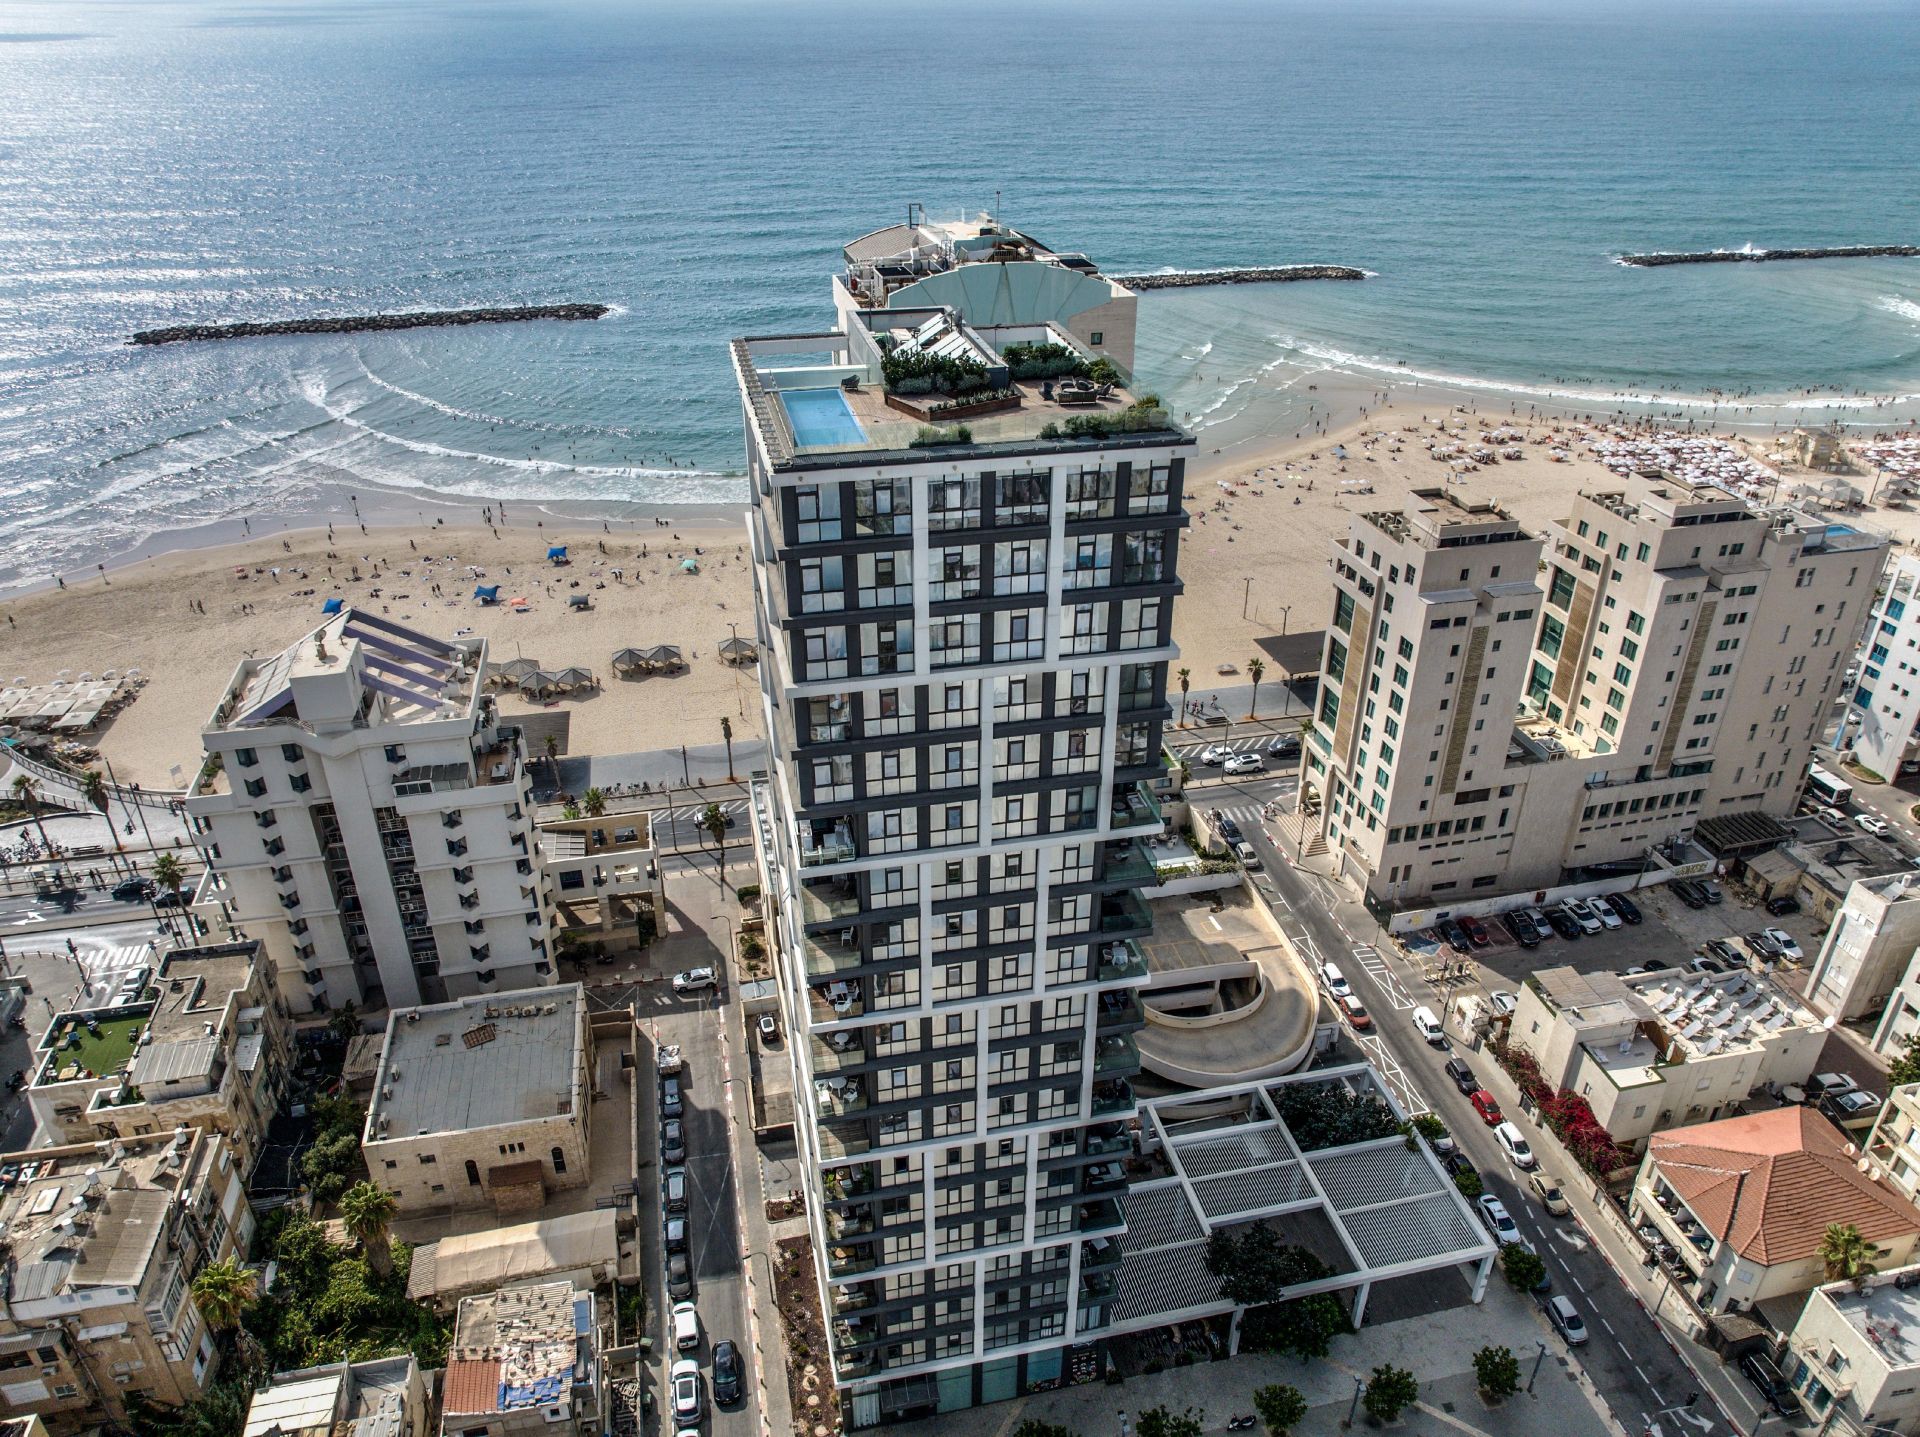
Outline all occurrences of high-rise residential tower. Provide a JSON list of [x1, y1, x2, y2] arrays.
[[737, 214, 1188, 1423]]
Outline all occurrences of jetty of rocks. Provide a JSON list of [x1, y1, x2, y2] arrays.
[[1617, 245, 1920, 268], [130, 302, 610, 346], [1112, 265, 1368, 290]]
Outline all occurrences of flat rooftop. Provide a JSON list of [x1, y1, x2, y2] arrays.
[[1631, 969, 1818, 1060], [1814, 1270, 1920, 1370], [367, 985, 583, 1139], [241, 1357, 415, 1437], [444, 1282, 591, 1417], [214, 607, 480, 733]]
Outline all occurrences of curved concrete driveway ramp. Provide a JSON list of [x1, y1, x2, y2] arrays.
[[1134, 891, 1319, 1085]]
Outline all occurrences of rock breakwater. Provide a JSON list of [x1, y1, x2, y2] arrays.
[[130, 303, 610, 346], [1113, 265, 1368, 290], [1617, 245, 1920, 268]]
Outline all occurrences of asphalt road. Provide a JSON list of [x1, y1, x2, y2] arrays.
[[632, 980, 758, 1437], [1186, 765, 1732, 1437]]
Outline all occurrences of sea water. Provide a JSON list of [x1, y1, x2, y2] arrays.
[[3, 0, 1919, 585]]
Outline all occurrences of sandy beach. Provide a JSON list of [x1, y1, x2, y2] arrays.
[[5, 407, 1915, 790]]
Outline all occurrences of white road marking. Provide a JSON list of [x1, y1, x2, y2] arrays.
[[1601, 1316, 1616, 1335]]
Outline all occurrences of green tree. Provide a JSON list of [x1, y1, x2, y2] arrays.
[[1011, 1422, 1079, 1437], [543, 732, 561, 788], [1203, 1223, 1330, 1306], [1453, 1169, 1483, 1199], [1246, 656, 1266, 718], [326, 1002, 362, 1043], [192, 1257, 262, 1376], [701, 801, 729, 883], [721, 714, 736, 781], [151, 850, 187, 905], [1473, 1345, 1520, 1401], [1889, 1035, 1920, 1088], [582, 786, 607, 817], [81, 767, 109, 813], [1821, 1222, 1881, 1282], [1501, 1242, 1547, 1292], [339, 1181, 400, 1278], [1253, 1382, 1308, 1435], [1241, 1290, 1350, 1360], [9, 773, 52, 852], [302, 1129, 364, 1206], [1136, 1407, 1204, 1437], [1364, 1365, 1419, 1423], [1176, 667, 1191, 727], [1270, 1081, 1401, 1151]]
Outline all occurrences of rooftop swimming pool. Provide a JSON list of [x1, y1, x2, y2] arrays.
[[780, 387, 867, 449]]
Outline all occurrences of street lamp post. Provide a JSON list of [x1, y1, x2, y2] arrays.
[[1527, 1340, 1549, 1393], [1278, 604, 1293, 636], [1344, 1374, 1365, 1427], [1241, 577, 1253, 620]]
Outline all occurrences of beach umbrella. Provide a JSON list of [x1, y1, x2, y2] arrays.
[[610, 647, 648, 672], [498, 657, 541, 679], [554, 666, 594, 688], [648, 645, 684, 668], [518, 671, 559, 694], [718, 636, 756, 663]]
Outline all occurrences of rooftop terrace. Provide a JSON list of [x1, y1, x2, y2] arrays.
[[444, 1281, 591, 1417], [366, 984, 583, 1139]]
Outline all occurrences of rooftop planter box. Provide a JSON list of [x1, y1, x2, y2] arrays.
[[884, 388, 1020, 424]]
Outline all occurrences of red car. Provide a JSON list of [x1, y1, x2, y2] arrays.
[[1460, 916, 1491, 947], [1339, 994, 1373, 1032], [1470, 1089, 1503, 1126]]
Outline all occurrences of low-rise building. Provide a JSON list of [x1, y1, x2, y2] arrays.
[[1807, 872, 1920, 1024], [1629, 1106, 1920, 1314], [361, 984, 591, 1216], [405, 1209, 621, 1314], [1865, 1082, 1920, 1205], [1510, 965, 1824, 1146], [440, 1281, 603, 1437], [538, 810, 661, 945], [1782, 1267, 1920, 1435], [241, 1355, 427, 1437], [0, 1129, 250, 1433], [24, 941, 290, 1170]]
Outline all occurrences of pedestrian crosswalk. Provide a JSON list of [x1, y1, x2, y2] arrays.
[[75, 942, 155, 1004], [662, 800, 748, 823], [1172, 735, 1272, 760]]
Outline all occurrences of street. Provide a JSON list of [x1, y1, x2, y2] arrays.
[[1185, 760, 1746, 1437]]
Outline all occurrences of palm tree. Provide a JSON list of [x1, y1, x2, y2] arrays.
[[583, 787, 607, 818], [1821, 1223, 1881, 1282], [701, 802, 729, 886], [1246, 657, 1266, 719], [543, 733, 562, 790], [80, 768, 108, 813], [339, 1180, 400, 1277], [1176, 667, 1191, 728], [9, 774, 52, 853], [191, 1257, 260, 1372]]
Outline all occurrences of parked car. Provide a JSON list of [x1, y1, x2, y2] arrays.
[[663, 1167, 688, 1214], [1438, 919, 1473, 954], [665, 1216, 689, 1254], [1445, 1057, 1478, 1095], [1199, 744, 1232, 766], [1561, 899, 1603, 935], [1593, 895, 1627, 929], [1688, 956, 1726, 974], [1459, 915, 1491, 948], [1470, 1090, 1504, 1126], [1233, 840, 1262, 868], [1506, 910, 1540, 949], [1765, 895, 1802, 917], [660, 1075, 684, 1118], [1477, 1195, 1520, 1244], [758, 1013, 780, 1044], [1609, 892, 1643, 925], [1489, 990, 1517, 1018], [662, 1119, 686, 1164], [1764, 927, 1805, 961], [668, 1252, 694, 1300], [1224, 752, 1265, 775], [1495, 1121, 1537, 1169], [1267, 734, 1302, 758], [1700, 879, 1724, 905], [111, 877, 153, 902], [152, 889, 186, 908], [1442, 1149, 1477, 1181], [1529, 1171, 1570, 1216], [1855, 813, 1893, 837], [658, 1044, 686, 1075], [1545, 1295, 1589, 1345], [671, 1358, 705, 1424], [672, 1301, 700, 1352], [673, 966, 718, 994], [1831, 1089, 1883, 1117], [1746, 931, 1785, 961], [1411, 1005, 1449, 1049], [1813, 804, 1848, 827], [1702, 939, 1744, 967], [712, 1339, 744, 1406], [1210, 810, 1244, 843], [1811, 1072, 1859, 1098], [1671, 879, 1708, 909], [1319, 962, 1351, 999], [1546, 907, 1583, 940], [1739, 1352, 1797, 1417], [1339, 994, 1373, 1032]]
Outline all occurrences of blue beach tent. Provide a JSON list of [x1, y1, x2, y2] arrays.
[[547, 545, 568, 562], [320, 598, 344, 615], [473, 584, 500, 604]]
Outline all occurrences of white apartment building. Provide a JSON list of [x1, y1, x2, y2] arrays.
[[737, 216, 1182, 1425], [1865, 1082, 1920, 1206], [1845, 549, 1920, 780], [1308, 482, 1886, 911], [1807, 872, 1920, 1027], [188, 609, 554, 1014]]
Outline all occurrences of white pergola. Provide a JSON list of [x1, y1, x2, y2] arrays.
[[1110, 1064, 1497, 1342]]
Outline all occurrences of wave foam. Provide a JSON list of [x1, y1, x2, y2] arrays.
[[1879, 295, 1920, 325]]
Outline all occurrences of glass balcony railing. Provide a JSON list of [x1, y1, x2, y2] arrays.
[[828, 1205, 875, 1240], [827, 1242, 878, 1278], [800, 824, 856, 868], [811, 1033, 868, 1074], [1096, 940, 1148, 983], [1079, 1271, 1118, 1301], [1091, 1080, 1135, 1117], [816, 1077, 868, 1117], [1083, 1127, 1133, 1158], [1082, 1235, 1123, 1270], [1097, 891, 1151, 934], [822, 1164, 875, 1201], [1099, 841, 1155, 887], [831, 1283, 876, 1315], [810, 983, 864, 1023], [800, 878, 861, 926], [804, 932, 866, 977], [1096, 990, 1144, 1030], [1076, 1199, 1124, 1236], [818, 1120, 871, 1161], [1109, 782, 1162, 831], [1082, 1161, 1127, 1195], [1094, 1034, 1140, 1076]]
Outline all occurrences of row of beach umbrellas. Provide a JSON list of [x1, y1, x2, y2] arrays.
[[610, 645, 684, 673]]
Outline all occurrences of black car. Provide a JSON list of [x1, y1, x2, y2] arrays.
[[662, 1119, 685, 1164], [1765, 895, 1802, 917], [1438, 920, 1472, 954], [712, 1339, 744, 1406], [152, 890, 186, 909], [1267, 735, 1301, 758], [1211, 810, 1244, 844], [1545, 907, 1582, 940], [1672, 880, 1708, 909], [1506, 911, 1540, 949], [1609, 892, 1642, 925], [1441, 1149, 1477, 1180], [111, 878, 153, 902], [1445, 1057, 1478, 1095], [1738, 1352, 1796, 1417]]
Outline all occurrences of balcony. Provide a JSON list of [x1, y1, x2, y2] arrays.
[[1082, 1161, 1127, 1195], [1076, 1199, 1125, 1236], [1096, 940, 1148, 983], [1099, 841, 1155, 887], [1083, 1125, 1133, 1159], [810, 982, 864, 1023], [1109, 782, 1162, 832], [800, 822, 856, 868], [800, 877, 861, 926], [830, 1283, 876, 1315], [816, 1075, 869, 1118], [828, 1204, 875, 1240], [1094, 1034, 1140, 1077], [835, 1350, 879, 1380], [822, 1163, 876, 1201], [1091, 1079, 1135, 1117], [813, 1029, 872, 1074], [1082, 1235, 1123, 1271], [826, 1240, 879, 1278], [1079, 1271, 1117, 1301], [833, 1316, 879, 1353], [818, 1120, 871, 1161], [805, 930, 867, 978], [1096, 990, 1144, 1033], [1096, 891, 1151, 936]]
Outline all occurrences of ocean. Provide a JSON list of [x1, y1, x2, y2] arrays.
[[3, 0, 1919, 587]]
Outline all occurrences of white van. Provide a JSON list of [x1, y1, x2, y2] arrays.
[[1319, 962, 1351, 998], [1411, 1005, 1448, 1048], [672, 1300, 701, 1352], [1494, 1121, 1536, 1169]]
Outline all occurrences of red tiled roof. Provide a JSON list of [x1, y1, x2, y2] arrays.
[[1648, 1106, 1920, 1267], [443, 1357, 501, 1416]]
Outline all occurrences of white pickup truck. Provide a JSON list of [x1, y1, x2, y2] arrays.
[[657, 1044, 685, 1075]]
